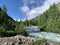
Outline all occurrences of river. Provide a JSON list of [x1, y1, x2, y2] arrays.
[[25, 26, 60, 42]]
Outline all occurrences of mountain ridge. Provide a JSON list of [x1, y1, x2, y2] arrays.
[[28, 3, 60, 34]]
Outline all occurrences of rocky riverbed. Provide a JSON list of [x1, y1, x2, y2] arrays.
[[0, 35, 37, 45], [0, 35, 60, 45]]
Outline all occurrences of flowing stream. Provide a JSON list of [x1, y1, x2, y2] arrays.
[[25, 26, 60, 42]]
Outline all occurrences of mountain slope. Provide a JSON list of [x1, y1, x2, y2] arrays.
[[0, 7, 15, 30], [0, 7, 28, 37], [31, 3, 60, 34], [0, 7, 16, 36]]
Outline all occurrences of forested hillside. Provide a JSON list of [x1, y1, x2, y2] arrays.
[[30, 3, 60, 34], [0, 7, 28, 37]]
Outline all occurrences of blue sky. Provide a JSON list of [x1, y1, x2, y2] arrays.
[[0, 0, 60, 21], [0, 0, 25, 20]]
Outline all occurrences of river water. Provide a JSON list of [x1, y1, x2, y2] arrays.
[[25, 26, 60, 42]]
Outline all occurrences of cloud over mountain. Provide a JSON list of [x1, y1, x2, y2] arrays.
[[21, 0, 60, 20]]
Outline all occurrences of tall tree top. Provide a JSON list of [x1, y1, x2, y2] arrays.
[[2, 4, 7, 12]]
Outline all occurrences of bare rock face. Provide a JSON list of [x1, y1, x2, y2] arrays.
[[0, 35, 37, 45]]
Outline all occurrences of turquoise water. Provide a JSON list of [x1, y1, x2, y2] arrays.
[[25, 26, 60, 42]]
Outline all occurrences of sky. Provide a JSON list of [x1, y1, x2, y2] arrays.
[[0, 0, 60, 21]]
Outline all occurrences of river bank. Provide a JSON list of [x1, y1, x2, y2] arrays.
[[0, 35, 37, 45], [0, 35, 60, 45]]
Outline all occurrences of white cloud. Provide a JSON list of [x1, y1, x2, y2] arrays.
[[23, 0, 36, 5], [21, 0, 60, 20], [17, 19, 21, 22], [26, 4, 49, 20], [26, 0, 60, 20], [21, 6, 30, 13], [13, 18, 26, 22], [13, 18, 17, 21], [30, 0, 36, 4], [13, 18, 21, 22], [22, 18, 26, 21]]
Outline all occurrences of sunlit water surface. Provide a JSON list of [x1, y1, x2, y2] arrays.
[[25, 26, 60, 42]]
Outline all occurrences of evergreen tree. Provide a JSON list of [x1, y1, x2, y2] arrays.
[[31, 3, 60, 34]]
